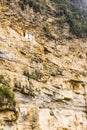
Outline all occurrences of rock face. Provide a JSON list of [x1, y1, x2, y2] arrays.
[[0, 1, 87, 130]]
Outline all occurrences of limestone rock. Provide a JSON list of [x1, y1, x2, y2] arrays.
[[0, 1, 87, 130]]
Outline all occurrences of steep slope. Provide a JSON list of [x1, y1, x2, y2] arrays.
[[0, 0, 87, 130], [53, 0, 87, 37]]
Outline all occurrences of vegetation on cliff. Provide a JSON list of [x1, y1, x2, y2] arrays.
[[0, 75, 17, 109], [19, 0, 87, 37], [54, 0, 87, 37]]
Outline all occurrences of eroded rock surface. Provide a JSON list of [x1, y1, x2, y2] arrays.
[[0, 1, 87, 130]]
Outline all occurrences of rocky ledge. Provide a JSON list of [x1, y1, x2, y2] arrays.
[[0, 1, 87, 130]]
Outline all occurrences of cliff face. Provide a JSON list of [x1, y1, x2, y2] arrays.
[[0, 1, 87, 130]]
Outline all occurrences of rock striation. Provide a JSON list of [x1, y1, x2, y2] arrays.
[[0, 1, 87, 130]]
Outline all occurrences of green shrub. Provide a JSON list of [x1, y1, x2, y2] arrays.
[[57, 16, 66, 24], [19, 0, 48, 12], [31, 55, 43, 63], [0, 86, 17, 107], [30, 69, 43, 81], [0, 75, 8, 86], [43, 23, 51, 35], [0, 86, 14, 99], [23, 69, 30, 78], [0, 84, 18, 119], [69, 19, 87, 37]]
